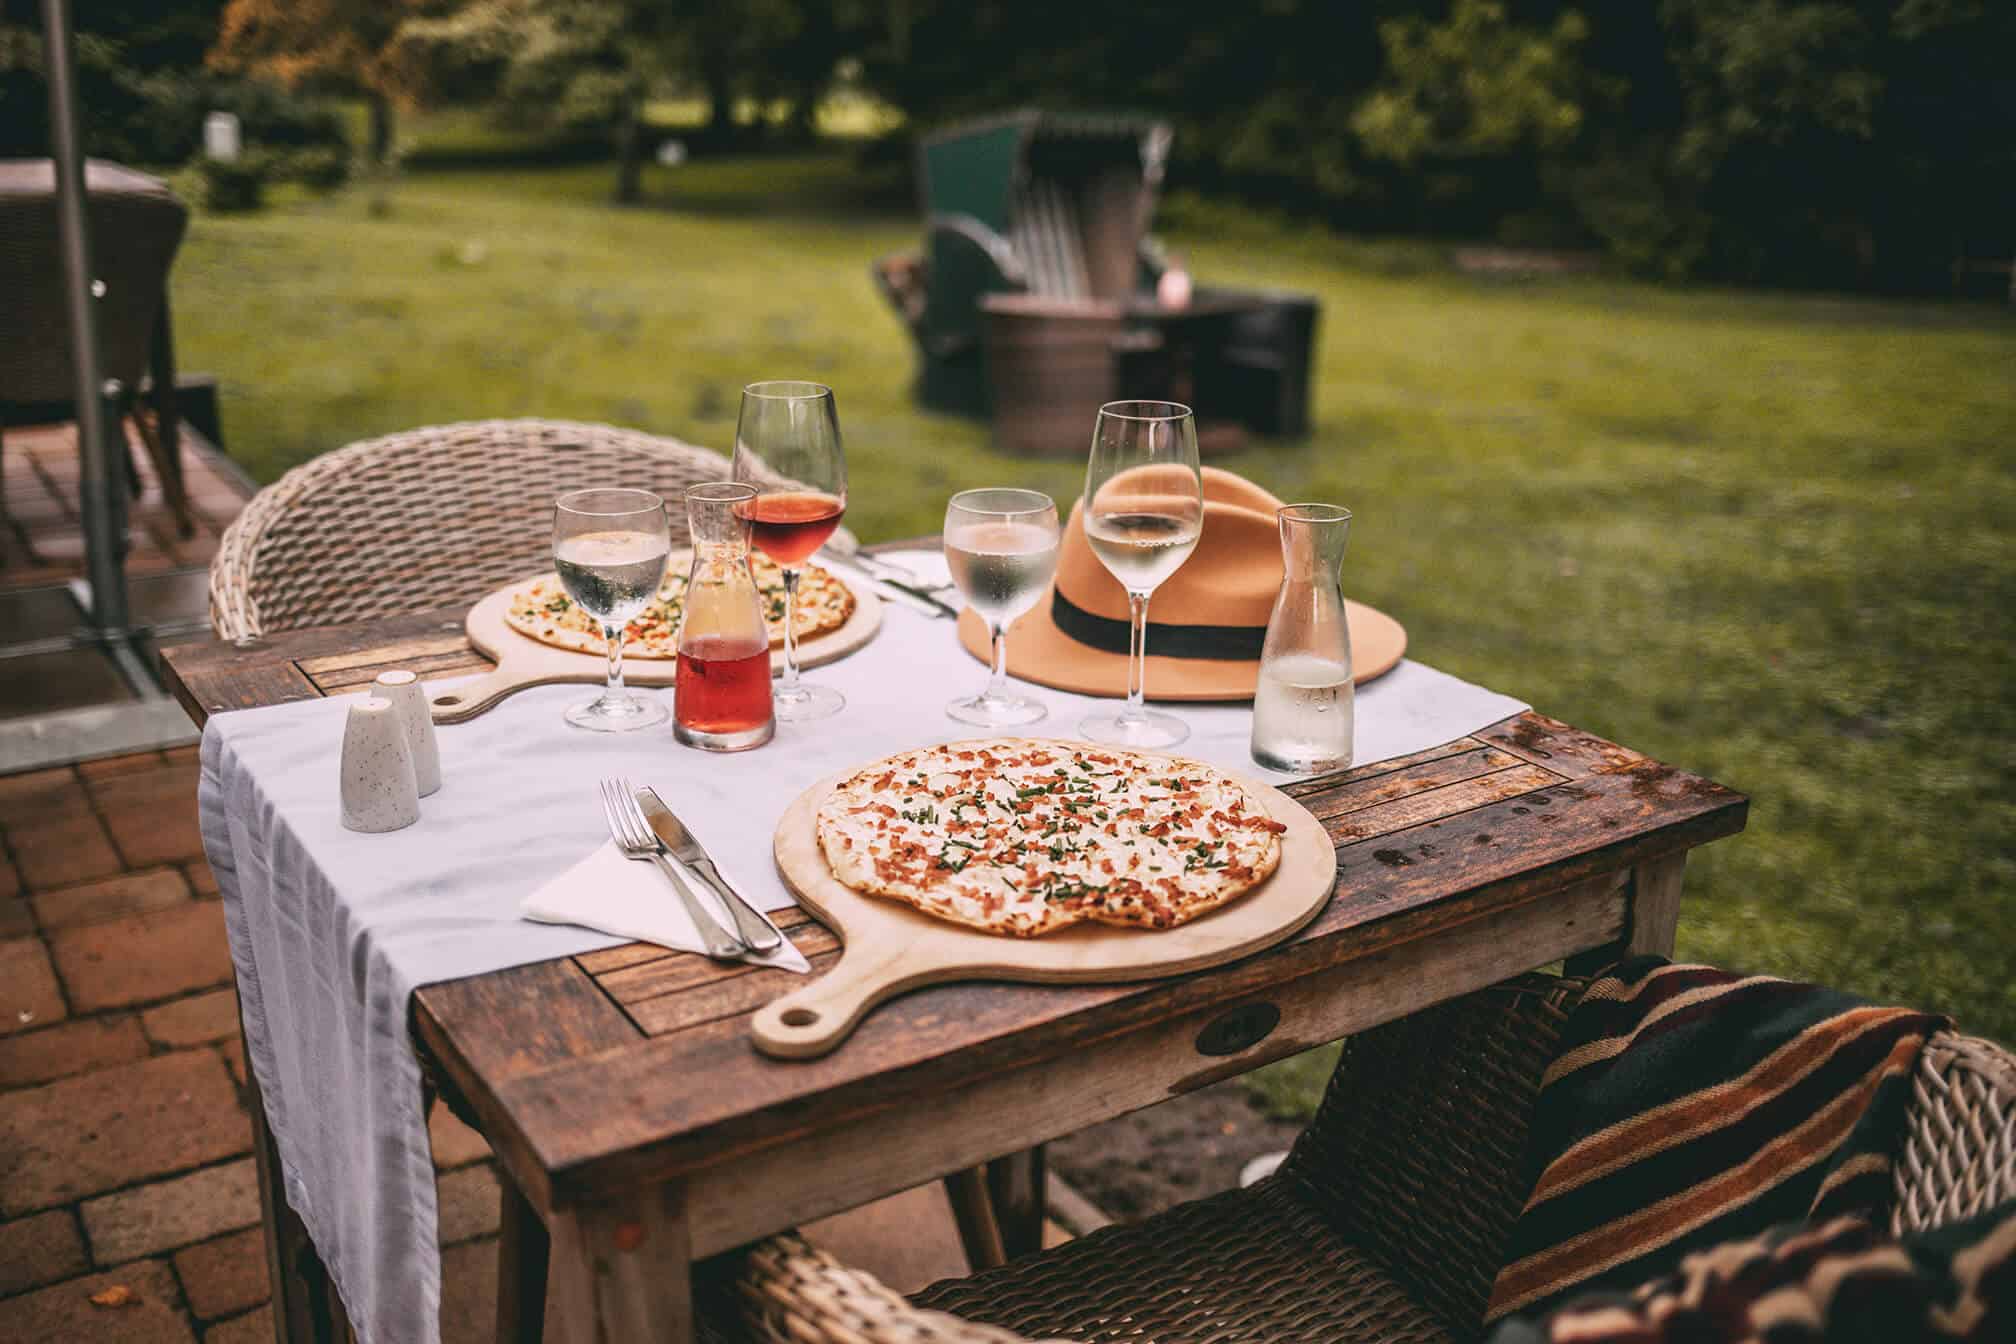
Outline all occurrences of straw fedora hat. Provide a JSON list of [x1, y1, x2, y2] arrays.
[[957, 468, 1406, 701]]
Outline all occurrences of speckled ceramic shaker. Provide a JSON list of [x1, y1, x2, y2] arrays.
[[373, 670, 441, 796], [340, 697, 421, 833]]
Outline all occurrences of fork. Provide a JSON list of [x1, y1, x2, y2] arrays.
[[599, 779, 747, 960]]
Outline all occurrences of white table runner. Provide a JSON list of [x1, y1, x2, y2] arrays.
[[199, 550, 1528, 1344]]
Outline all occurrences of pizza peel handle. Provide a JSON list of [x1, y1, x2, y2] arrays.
[[427, 665, 541, 724], [750, 941, 930, 1059]]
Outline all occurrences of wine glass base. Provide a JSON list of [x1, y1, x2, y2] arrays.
[[774, 682, 845, 722], [945, 692, 1048, 727], [566, 692, 669, 732], [1079, 708, 1190, 749]]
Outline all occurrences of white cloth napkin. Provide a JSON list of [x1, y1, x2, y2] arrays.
[[521, 841, 810, 972]]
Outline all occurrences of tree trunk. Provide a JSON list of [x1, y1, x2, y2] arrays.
[[367, 92, 394, 166], [613, 87, 643, 205], [703, 60, 736, 149]]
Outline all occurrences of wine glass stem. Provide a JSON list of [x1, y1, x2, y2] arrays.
[[986, 621, 1010, 702], [779, 568, 803, 694], [603, 625, 627, 703], [1125, 591, 1149, 719]]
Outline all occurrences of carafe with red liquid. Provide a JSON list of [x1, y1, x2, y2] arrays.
[[673, 483, 775, 751]]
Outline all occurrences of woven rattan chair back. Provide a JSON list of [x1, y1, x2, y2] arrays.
[[209, 419, 731, 640], [1280, 974, 1578, 1340], [1891, 1031, 2016, 1236]]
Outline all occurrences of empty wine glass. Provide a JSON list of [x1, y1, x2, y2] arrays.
[[731, 382, 848, 722], [553, 488, 671, 731], [943, 488, 1060, 725], [1079, 401, 1203, 748]]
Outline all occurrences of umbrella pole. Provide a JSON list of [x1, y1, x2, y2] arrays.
[[41, 0, 134, 642]]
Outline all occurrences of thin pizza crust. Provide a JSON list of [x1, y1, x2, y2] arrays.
[[815, 738, 1287, 937], [502, 553, 853, 659]]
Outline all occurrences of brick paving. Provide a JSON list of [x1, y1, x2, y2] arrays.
[[0, 749, 510, 1341], [0, 422, 243, 593], [0, 750, 979, 1340]]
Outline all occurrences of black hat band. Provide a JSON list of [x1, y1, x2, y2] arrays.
[[1050, 587, 1264, 661]]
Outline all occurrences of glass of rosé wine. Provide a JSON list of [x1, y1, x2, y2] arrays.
[[730, 381, 848, 722]]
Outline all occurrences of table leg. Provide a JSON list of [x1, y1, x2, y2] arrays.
[[549, 1184, 692, 1344], [1568, 852, 1688, 975], [941, 1167, 1007, 1271], [245, 1053, 344, 1343], [986, 1146, 1047, 1260], [497, 1177, 549, 1344]]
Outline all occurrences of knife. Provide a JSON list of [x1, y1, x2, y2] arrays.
[[635, 788, 784, 953], [817, 549, 961, 620]]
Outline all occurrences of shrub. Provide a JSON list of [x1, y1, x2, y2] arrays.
[[136, 72, 350, 164], [276, 145, 352, 192], [198, 152, 270, 213]]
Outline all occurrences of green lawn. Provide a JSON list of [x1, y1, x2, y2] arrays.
[[171, 153, 2016, 1116]]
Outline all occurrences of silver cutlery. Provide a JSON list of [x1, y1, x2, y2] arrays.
[[817, 547, 961, 619], [845, 547, 958, 593], [599, 778, 746, 959], [634, 786, 784, 953]]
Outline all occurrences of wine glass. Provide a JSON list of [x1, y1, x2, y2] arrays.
[[943, 488, 1060, 725], [1078, 401, 1204, 748], [730, 381, 848, 722], [553, 488, 671, 731]]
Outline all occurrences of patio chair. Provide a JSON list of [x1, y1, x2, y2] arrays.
[[207, 418, 734, 639], [872, 111, 1321, 442], [0, 158, 194, 540], [698, 972, 2016, 1343]]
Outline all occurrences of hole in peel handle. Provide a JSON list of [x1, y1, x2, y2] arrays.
[[750, 957, 893, 1060], [427, 669, 536, 724]]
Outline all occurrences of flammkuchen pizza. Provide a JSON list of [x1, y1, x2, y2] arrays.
[[503, 552, 853, 659], [814, 738, 1288, 937]]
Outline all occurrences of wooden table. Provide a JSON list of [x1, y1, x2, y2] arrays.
[[163, 578, 1747, 1343]]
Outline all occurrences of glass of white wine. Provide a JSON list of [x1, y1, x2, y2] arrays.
[[1079, 401, 1204, 748], [553, 487, 671, 732], [943, 488, 1060, 725]]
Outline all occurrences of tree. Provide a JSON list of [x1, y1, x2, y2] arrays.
[[209, 0, 444, 163], [1350, 2, 1592, 168]]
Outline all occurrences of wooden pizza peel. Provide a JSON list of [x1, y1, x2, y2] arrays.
[[429, 551, 882, 724], [752, 747, 1337, 1059]]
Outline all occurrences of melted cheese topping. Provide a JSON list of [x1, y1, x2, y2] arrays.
[[817, 738, 1287, 937]]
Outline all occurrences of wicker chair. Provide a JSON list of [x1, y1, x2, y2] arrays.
[[701, 975, 2016, 1344], [208, 419, 734, 639]]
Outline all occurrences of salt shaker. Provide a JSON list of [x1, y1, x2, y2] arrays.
[[1251, 504, 1354, 774], [340, 697, 420, 833], [373, 670, 441, 796]]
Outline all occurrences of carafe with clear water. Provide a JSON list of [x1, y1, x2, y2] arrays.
[[1251, 504, 1354, 773]]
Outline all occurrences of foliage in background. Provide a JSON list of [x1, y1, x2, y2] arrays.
[[8, 0, 2007, 289], [0, 0, 348, 175], [209, 0, 448, 161], [851, 0, 2015, 291]]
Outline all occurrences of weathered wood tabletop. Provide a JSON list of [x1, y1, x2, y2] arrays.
[[162, 563, 1747, 1343]]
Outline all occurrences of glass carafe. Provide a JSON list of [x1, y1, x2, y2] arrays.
[[674, 483, 775, 752], [1251, 504, 1354, 773]]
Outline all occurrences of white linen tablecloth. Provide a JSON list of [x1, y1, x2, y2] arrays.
[[198, 549, 1528, 1344]]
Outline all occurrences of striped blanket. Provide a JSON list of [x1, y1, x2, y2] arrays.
[[1484, 957, 1948, 1325], [1485, 1203, 2016, 1343]]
